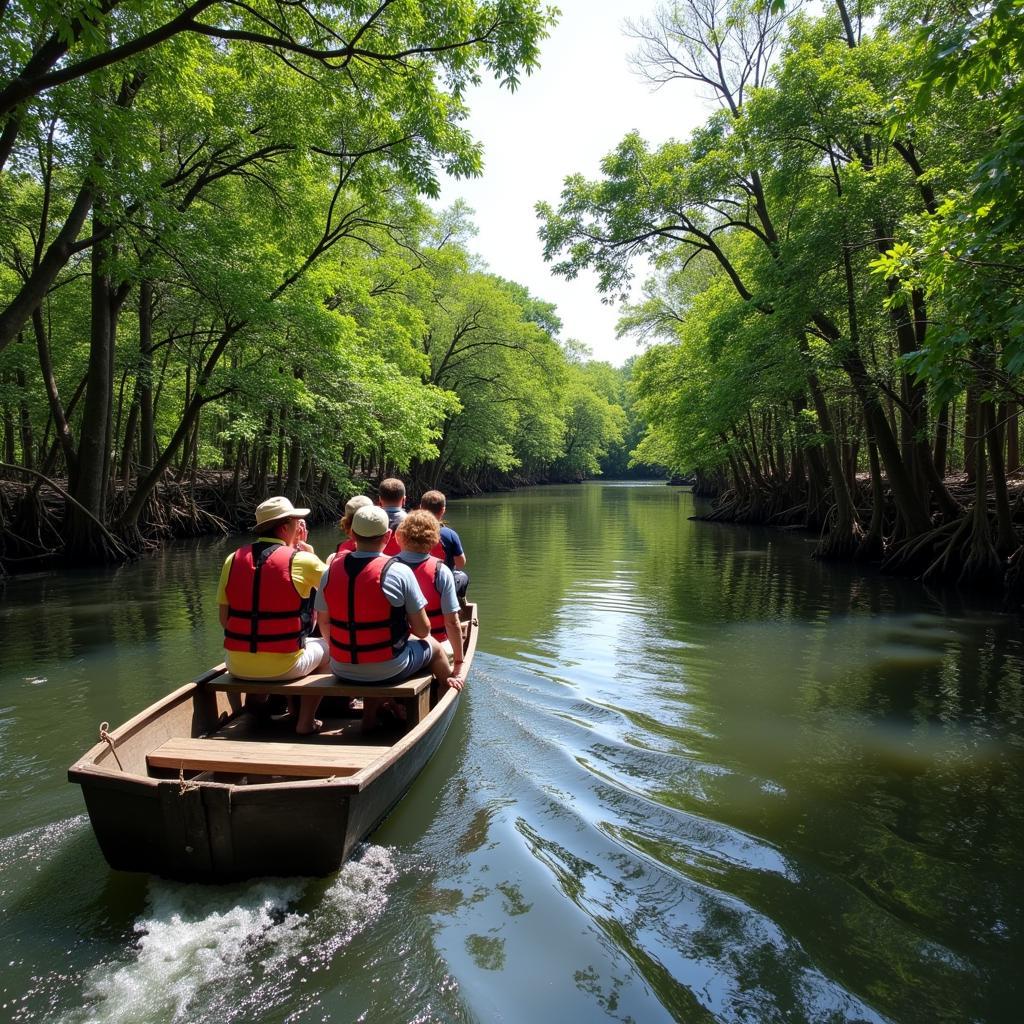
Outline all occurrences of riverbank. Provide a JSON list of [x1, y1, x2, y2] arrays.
[[691, 469, 1024, 599], [0, 467, 620, 575]]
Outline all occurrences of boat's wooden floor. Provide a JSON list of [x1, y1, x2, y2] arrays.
[[145, 707, 407, 781], [212, 709, 402, 746]]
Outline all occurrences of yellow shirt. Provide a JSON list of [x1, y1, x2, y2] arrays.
[[217, 537, 327, 679]]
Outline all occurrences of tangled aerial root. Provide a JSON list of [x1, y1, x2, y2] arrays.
[[882, 510, 1005, 590], [881, 519, 961, 577]]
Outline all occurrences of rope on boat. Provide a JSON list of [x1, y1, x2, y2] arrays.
[[98, 722, 124, 771], [178, 766, 199, 795]]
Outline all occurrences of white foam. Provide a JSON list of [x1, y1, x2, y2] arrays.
[[59, 845, 399, 1024], [264, 843, 400, 971]]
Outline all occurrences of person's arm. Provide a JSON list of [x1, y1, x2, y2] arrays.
[[443, 611, 464, 663], [216, 553, 233, 637], [445, 528, 467, 569], [294, 519, 315, 554], [313, 568, 332, 641], [387, 562, 429, 638], [408, 606, 430, 639]]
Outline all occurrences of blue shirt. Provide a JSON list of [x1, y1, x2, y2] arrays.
[[438, 525, 464, 568]]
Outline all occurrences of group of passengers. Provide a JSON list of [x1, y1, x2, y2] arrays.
[[217, 479, 469, 735]]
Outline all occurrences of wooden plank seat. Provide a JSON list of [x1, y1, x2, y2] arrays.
[[206, 671, 433, 726], [147, 737, 391, 778]]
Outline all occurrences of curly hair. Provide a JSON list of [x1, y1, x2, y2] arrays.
[[396, 509, 440, 554]]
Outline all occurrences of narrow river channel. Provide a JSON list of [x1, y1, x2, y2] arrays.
[[1, 482, 1022, 1023]]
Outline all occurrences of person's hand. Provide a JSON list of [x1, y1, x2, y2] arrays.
[[295, 519, 314, 552], [447, 673, 464, 691]]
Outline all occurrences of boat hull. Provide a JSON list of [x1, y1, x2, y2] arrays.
[[73, 696, 458, 880], [69, 606, 476, 881]]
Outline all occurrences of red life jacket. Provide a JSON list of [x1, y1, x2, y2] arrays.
[[223, 542, 309, 654], [338, 531, 399, 557], [407, 555, 447, 641], [429, 539, 446, 561], [322, 553, 407, 664]]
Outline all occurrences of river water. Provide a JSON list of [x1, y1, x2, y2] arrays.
[[1, 482, 1022, 1024]]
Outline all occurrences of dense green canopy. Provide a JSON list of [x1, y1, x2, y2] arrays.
[[538, 0, 1024, 590], [0, 0, 641, 566]]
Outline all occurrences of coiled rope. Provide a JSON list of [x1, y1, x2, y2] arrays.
[[98, 722, 124, 771]]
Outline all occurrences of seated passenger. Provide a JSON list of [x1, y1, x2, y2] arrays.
[[419, 489, 469, 601], [395, 510, 466, 668], [378, 477, 408, 529], [377, 477, 406, 554], [315, 505, 463, 732], [328, 494, 374, 564], [218, 496, 328, 735]]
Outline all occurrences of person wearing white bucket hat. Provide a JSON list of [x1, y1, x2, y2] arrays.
[[217, 496, 329, 734]]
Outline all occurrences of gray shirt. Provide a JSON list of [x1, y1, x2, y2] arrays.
[[315, 552, 426, 681], [383, 505, 407, 530]]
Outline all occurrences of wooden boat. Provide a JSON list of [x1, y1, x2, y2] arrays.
[[68, 605, 478, 881]]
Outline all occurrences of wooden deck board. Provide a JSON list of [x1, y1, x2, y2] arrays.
[[147, 737, 391, 778]]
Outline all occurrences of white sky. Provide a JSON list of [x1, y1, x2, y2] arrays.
[[435, 0, 710, 366]]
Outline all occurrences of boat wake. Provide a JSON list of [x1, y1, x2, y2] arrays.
[[0, 815, 89, 871], [51, 845, 399, 1024]]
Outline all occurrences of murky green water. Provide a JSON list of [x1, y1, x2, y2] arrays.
[[1, 483, 1023, 1023]]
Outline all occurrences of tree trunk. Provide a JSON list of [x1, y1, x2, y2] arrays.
[[835, 340, 931, 537], [33, 305, 77, 479], [2, 396, 15, 463], [1004, 401, 1019, 474], [933, 400, 950, 479], [15, 366, 33, 469], [284, 435, 303, 501], [801, 344, 860, 554], [66, 206, 115, 558], [857, 438, 885, 561], [138, 279, 155, 473], [275, 406, 286, 490], [958, 408, 1003, 589], [0, 181, 95, 355], [986, 402, 1017, 556], [965, 386, 979, 483], [120, 398, 139, 490]]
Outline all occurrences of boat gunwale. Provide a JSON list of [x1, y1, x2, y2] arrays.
[[68, 607, 478, 797]]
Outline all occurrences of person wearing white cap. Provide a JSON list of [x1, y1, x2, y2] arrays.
[[316, 504, 463, 732], [217, 496, 329, 734], [325, 494, 374, 566]]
